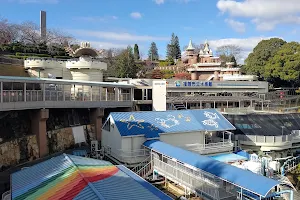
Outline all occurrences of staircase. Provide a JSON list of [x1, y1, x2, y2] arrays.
[[131, 156, 153, 178], [172, 102, 187, 110]]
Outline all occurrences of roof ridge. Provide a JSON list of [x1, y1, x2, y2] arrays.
[[64, 154, 105, 200]]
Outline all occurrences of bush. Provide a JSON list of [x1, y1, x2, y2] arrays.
[[15, 52, 51, 57]]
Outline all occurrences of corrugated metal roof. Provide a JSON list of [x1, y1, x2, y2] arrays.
[[144, 140, 280, 197], [11, 154, 171, 200], [109, 109, 235, 138]]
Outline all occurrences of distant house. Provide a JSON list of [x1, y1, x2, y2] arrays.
[[102, 109, 235, 165], [11, 154, 172, 200]]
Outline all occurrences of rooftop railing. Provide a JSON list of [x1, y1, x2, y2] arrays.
[[181, 141, 234, 155]]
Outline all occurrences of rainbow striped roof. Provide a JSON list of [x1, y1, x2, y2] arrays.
[[11, 154, 172, 200]]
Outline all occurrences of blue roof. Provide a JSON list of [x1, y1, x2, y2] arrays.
[[210, 153, 248, 163], [109, 109, 235, 138], [143, 140, 280, 197], [11, 154, 172, 200]]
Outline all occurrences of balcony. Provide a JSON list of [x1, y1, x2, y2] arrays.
[[103, 146, 150, 165], [0, 76, 134, 111], [180, 141, 234, 155]]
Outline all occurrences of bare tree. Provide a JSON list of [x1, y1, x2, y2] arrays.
[[216, 44, 241, 60], [0, 18, 19, 44]]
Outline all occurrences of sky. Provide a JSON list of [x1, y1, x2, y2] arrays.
[[1, 0, 300, 62]]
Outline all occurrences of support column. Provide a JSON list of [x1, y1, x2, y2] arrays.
[[90, 108, 104, 142], [31, 109, 49, 158]]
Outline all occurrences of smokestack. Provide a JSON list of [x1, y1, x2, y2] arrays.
[[40, 11, 47, 41]]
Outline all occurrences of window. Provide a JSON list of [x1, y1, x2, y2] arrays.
[[103, 118, 111, 131]]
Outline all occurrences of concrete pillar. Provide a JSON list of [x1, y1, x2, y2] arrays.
[[90, 108, 104, 142], [31, 109, 49, 158]]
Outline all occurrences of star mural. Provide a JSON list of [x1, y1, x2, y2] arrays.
[[120, 115, 145, 130]]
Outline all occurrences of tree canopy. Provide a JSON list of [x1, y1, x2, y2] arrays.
[[216, 44, 241, 61], [148, 42, 159, 61], [264, 42, 300, 86], [243, 38, 286, 78], [166, 33, 181, 61], [114, 46, 140, 78], [133, 44, 140, 60]]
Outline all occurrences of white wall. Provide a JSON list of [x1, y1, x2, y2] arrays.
[[152, 80, 166, 111], [160, 131, 204, 147], [121, 136, 146, 151], [66, 57, 107, 70], [101, 116, 122, 156]]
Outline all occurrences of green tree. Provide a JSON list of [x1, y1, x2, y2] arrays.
[[115, 46, 139, 78], [244, 38, 286, 78], [230, 56, 237, 68], [166, 33, 181, 61], [174, 35, 181, 59], [148, 42, 159, 61], [264, 42, 300, 87], [133, 44, 140, 60]]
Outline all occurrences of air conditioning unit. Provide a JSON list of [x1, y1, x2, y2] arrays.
[[91, 140, 99, 157]]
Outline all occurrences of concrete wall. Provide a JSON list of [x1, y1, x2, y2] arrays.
[[160, 131, 204, 147]]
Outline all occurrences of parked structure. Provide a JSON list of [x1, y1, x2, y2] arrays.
[[9, 154, 172, 200]]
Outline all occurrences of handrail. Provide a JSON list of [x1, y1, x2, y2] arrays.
[[181, 141, 234, 154], [281, 156, 300, 175], [131, 156, 151, 173], [1, 89, 131, 103]]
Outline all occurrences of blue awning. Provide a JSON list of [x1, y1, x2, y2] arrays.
[[144, 140, 280, 197]]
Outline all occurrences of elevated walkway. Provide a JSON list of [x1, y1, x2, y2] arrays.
[[143, 140, 292, 200], [0, 76, 134, 111]]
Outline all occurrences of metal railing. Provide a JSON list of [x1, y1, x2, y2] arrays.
[[1, 90, 131, 103], [281, 156, 300, 175], [181, 141, 234, 155], [103, 146, 150, 164]]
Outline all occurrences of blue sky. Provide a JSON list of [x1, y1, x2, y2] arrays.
[[1, 0, 300, 62]]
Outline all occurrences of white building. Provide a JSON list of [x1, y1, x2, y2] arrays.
[[24, 42, 107, 83], [101, 109, 236, 166]]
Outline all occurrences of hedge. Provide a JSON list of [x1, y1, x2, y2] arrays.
[[16, 52, 51, 57]]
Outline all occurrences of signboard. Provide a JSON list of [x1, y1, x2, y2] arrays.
[[175, 80, 213, 87]]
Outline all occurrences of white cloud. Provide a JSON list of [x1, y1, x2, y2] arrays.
[[225, 19, 245, 33], [208, 36, 279, 63], [70, 29, 168, 41], [154, 0, 164, 4], [217, 0, 300, 31], [130, 12, 142, 19], [74, 16, 118, 23], [88, 41, 131, 49]]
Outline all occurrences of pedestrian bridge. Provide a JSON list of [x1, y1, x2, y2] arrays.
[[140, 140, 294, 200], [0, 76, 134, 111]]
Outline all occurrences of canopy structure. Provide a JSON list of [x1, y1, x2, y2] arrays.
[[144, 140, 281, 197]]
